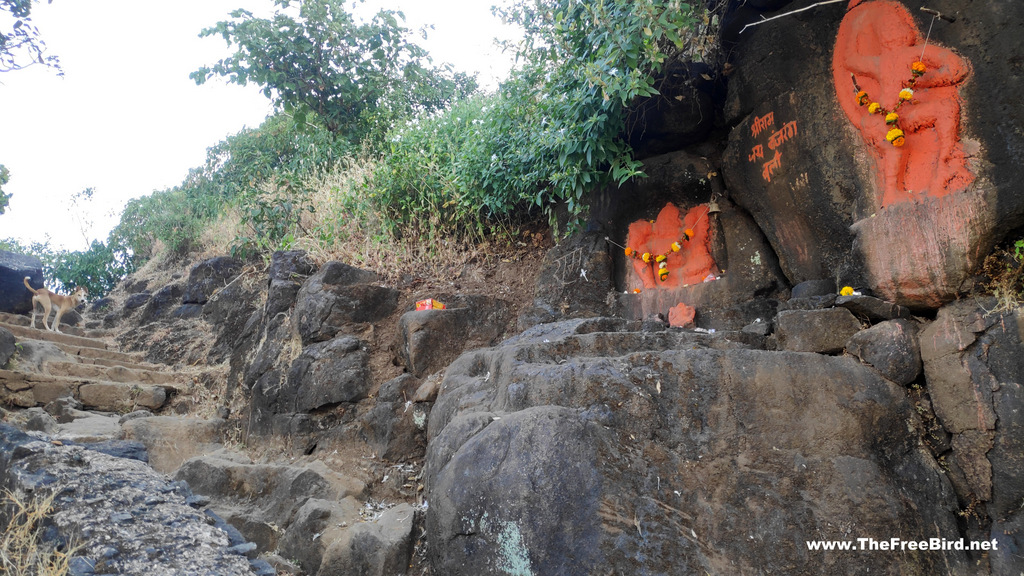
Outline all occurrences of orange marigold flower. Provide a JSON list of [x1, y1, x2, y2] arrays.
[[856, 90, 869, 106], [886, 128, 905, 146], [911, 61, 926, 76], [684, 228, 695, 239], [624, 247, 633, 257]]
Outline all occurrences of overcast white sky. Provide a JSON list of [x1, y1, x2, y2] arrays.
[[0, 0, 518, 251]]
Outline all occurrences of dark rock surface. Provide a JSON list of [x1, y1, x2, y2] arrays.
[[139, 282, 185, 324], [398, 296, 512, 378], [919, 300, 1024, 574], [0, 423, 262, 576], [175, 455, 366, 553], [846, 318, 922, 385], [425, 317, 966, 575], [182, 256, 243, 305], [294, 261, 398, 343], [0, 325, 14, 367], [0, 249, 43, 314], [774, 308, 862, 354], [284, 336, 372, 410]]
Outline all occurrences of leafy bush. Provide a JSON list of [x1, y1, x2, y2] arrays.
[[486, 0, 700, 228], [372, 95, 527, 240]]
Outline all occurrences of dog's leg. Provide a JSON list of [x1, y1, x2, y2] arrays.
[[52, 307, 64, 333], [42, 299, 53, 331], [30, 296, 38, 329]]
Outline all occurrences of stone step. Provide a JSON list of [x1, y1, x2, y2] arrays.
[[47, 361, 187, 392], [0, 369, 167, 412], [72, 355, 169, 373], [50, 340, 147, 366], [0, 311, 110, 339], [0, 320, 111, 351]]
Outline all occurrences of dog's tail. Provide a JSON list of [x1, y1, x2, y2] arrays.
[[23, 276, 39, 295]]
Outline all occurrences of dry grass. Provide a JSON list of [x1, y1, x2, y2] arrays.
[[286, 156, 523, 285], [0, 490, 77, 576], [981, 241, 1024, 312]]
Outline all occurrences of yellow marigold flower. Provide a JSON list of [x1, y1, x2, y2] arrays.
[[867, 102, 882, 114], [840, 286, 854, 296], [885, 112, 899, 125], [911, 61, 926, 76], [658, 269, 669, 280], [899, 88, 914, 101], [856, 90, 869, 106], [671, 242, 681, 252], [655, 254, 667, 263], [886, 127, 905, 146], [642, 252, 651, 263]]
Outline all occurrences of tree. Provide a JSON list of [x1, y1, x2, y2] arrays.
[[192, 0, 476, 142], [0, 0, 62, 75], [0, 164, 10, 214]]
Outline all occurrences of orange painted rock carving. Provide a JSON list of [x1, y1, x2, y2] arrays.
[[833, 0, 973, 207], [625, 203, 717, 290]]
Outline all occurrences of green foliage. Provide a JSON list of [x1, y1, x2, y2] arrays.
[[487, 0, 698, 228], [0, 0, 62, 74], [191, 0, 476, 143], [0, 164, 9, 215], [372, 95, 520, 239], [369, 0, 701, 236], [0, 236, 132, 298]]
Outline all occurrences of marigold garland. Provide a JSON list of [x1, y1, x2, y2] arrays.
[[623, 229, 695, 283], [851, 60, 926, 148]]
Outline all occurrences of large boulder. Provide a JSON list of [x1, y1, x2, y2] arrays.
[[294, 261, 399, 344], [182, 256, 243, 305], [721, 0, 1024, 308], [0, 249, 43, 314], [398, 295, 512, 378], [425, 318, 966, 575]]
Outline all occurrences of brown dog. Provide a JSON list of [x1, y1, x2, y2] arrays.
[[23, 276, 87, 333]]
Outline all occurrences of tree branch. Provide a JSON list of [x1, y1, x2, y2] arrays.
[[739, 0, 846, 34]]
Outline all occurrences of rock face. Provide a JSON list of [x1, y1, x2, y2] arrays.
[[397, 296, 512, 378], [0, 250, 43, 314], [182, 256, 243, 305], [0, 423, 263, 576], [425, 318, 966, 575], [721, 0, 1024, 308], [175, 454, 366, 554], [919, 300, 1024, 574], [294, 261, 398, 343]]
